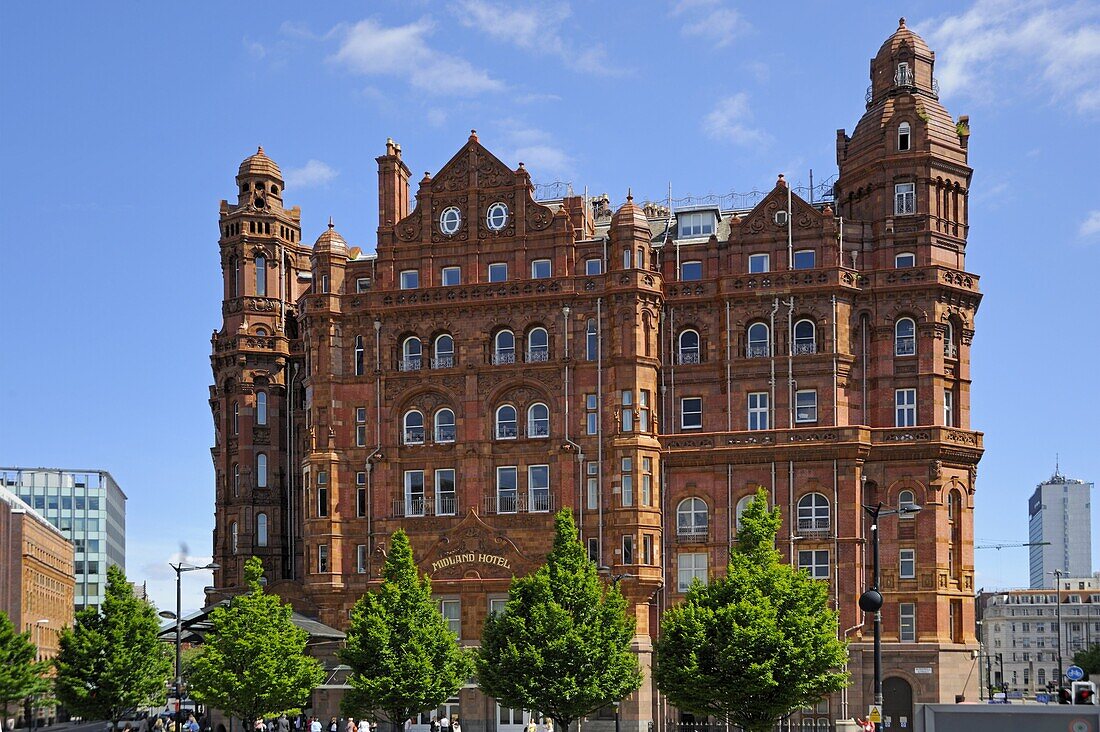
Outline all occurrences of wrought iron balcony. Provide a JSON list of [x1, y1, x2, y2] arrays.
[[492, 351, 516, 365], [393, 497, 427, 518], [746, 345, 770, 358], [399, 357, 422, 372], [798, 517, 831, 535], [495, 425, 518, 440], [436, 494, 458, 517], [895, 339, 916, 356], [431, 355, 454, 369], [793, 343, 817, 355], [403, 428, 425, 445], [944, 343, 958, 358], [527, 423, 550, 438], [676, 526, 709, 544], [434, 426, 456, 443], [525, 349, 549, 363], [676, 351, 701, 365], [481, 493, 555, 515]]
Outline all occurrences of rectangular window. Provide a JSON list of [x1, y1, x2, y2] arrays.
[[895, 388, 917, 427], [586, 393, 598, 435], [405, 470, 425, 517], [400, 270, 419, 289], [621, 457, 633, 507], [748, 392, 769, 430], [356, 471, 367, 518], [641, 457, 653, 506], [528, 465, 550, 513], [585, 258, 602, 275], [643, 534, 654, 565], [894, 183, 916, 215], [622, 535, 635, 565], [588, 537, 600, 563], [895, 252, 915, 268], [355, 407, 367, 447], [798, 550, 830, 580], [677, 552, 708, 592], [748, 253, 770, 273], [441, 266, 461, 286], [439, 599, 461, 638], [900, 549, 916, 579], [680, 260, 703, 281], [356, 277, 371, 293], [621, 390, 633, 432], [317, 472, 328, 517], [638, 390, 650, 433], [436, 469, 457, 516], [357, 544, 367, 574], [531, 259, 552, 279], [489, 597, 508, 616], [943, 389, 954, 427], [586, 461, 599, 510], [900, 602, 917, 641], [795, 390, 818, 423], [318, 544, 329, 573], [792, 249, 816, 269], [497, 466, 518, 514], [320, 274, 330, 294], [681, 397, 702, 430], [678, 212, 715, 238], [488, 262, 508, 282]]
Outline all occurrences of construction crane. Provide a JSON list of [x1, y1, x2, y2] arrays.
[[975, 541, 1050, 550]]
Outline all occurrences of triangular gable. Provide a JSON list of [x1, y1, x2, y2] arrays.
[[737, 183, 825, 237], [431, 132, 516, 193], [417, 508, 538, 580]]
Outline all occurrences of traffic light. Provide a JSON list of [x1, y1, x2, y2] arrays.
[[1073, 681, 1097, 705], [1058, 687, 1072, 704]]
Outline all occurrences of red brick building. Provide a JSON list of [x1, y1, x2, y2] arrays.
[[209, 19, 982, 731]]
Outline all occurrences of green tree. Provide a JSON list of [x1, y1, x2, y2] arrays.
[[1073, 644, 1100, 678], [340, 530, 474, 732], [477, 509, 642, 732], [55, 565, 172, 727], [654, 488, 848, 732], [0, 611, 52, 724], [189, 557, 323, 731]]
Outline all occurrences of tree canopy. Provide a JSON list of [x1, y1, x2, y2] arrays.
[[189, 557, 324, 728], [1073, 644, 1100, 679], [54, 564, 173, 726], [476, 509, 642, 731], [340, 530, 474, 731], [0, 611, 52, 723], [654, 488, 849, 732]]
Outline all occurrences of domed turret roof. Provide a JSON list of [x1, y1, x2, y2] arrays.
[[874, 17, 932, 63], [238, 146, 283, 180], [313, 218, 347, 255], [611, 191, 649, 229]]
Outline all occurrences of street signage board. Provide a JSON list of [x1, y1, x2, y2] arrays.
[[1067, 665, 1085, 681], [1036, 692, 1050, 703], [867, 705, 882, 723]]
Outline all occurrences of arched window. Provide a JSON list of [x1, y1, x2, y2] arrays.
[[747, 322, 770, 358], [230, 522, 238, 554], [526, 327, 549, 362], [256, 392, 267, 425], [586, 319, 598, 361], [943, 321, 957, 358], [493, 330, 515, 365], [527, 403, 549, 438], [735, 494, 755, 531], [495, 405, 517, 439], [401, 337, 422, 371], [232, 401, 239, 435], [433, 334, 454, 369], [403, 410, 424, 444], [233, 464, 240, 497], [434, 408, 456, 443], [255, 255, 267, 296], [256, 513, 268, 547], [677, 497, 708, 539], [797, 493, 830, 533], [793, 319, 816, 355], [899, 489, 916, 518], [895, 318, 916, 356], [678, 329, 700, 364], [233, 258, 241, 297], [256, 453, 268, 487], [354, 335, 364, 376], [898, 121, 911, 151], [1038, 668, 1047, 686]]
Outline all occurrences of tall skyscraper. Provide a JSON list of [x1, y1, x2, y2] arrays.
[[1029, 465, 1093, 588], [0, 467, 126, 610]]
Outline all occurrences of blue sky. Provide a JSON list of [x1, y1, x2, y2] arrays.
[[1, 0, 1098, 612]]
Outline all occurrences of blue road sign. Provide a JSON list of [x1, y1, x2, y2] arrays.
[[1067, 665, 1085, 681], [1036, 693, 1051, 704]]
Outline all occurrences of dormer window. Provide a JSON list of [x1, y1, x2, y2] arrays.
[[895, 61, 913, 86], [678, 211, 716, 238], [898, 122, 911, 151]]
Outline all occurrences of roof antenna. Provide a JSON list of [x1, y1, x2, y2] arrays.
[[328, 216, 334, 230]]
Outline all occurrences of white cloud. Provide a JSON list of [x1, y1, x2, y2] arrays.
[[285, 160, 338, 189], [426, 109, 448, 127], [512, 145, 573, 176], [243, 37, 266, 59], [331, 17, 503, 96], [515, 92, 563, 104], [671, 0, 746, 48], [495, 120, 575, 178], [924, 0, 1100, 112], [451, 1, 619, 75], [132, 544, 216, 615], [1080, 211, 1100, 238], [702, 93, 769, 146]]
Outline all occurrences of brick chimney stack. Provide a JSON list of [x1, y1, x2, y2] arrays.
[[376, 137, 411, 229]]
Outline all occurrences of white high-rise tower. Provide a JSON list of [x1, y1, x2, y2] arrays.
[[1029, 462, 1093, 588]]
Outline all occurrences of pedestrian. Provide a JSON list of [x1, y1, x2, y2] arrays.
[[153, 719, 166, 732], [279, 716, 290, 732], [544, 720, 553, 732], [404, 719, 412, 732], [345, 718, 357, 732], [254, 721, 264, 732], [526, 718, 536, 732], [450, 718, 460, 732], [439, 716, 449, 732], [429, 716, 438, 732], [329, 718, 338, 732], [310, 718, 322, 732], [187, 716, 200, 732]]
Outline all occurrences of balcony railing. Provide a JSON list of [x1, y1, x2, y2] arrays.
[[394, 497, 426, 518], [392, 495, 459, 517], [481, 493, 556, 515], [436, 493, 457, 516], [676, 526, 709, 544], [527, 423, 550, 438], [431, 355, 454, 369], [676, 351, 701, 365], [944, 343, 958, 358], [399, 357, 422, 372], [525, 349, 549, 363], [492, 351, 516, 365], [798, 517, 831, 535], [434, 426, 456, 443], [496, 424, 518, 439], [403, 428, 425, 445], [895, 339, 916, 356], [793, 342, 817, 355], [746, 345, 770, 358]]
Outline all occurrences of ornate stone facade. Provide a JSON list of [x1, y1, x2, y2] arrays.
[[209, 20, 982, 732]]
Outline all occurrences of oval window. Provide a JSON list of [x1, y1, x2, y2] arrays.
[[486, 202, 509, 231], [440, 206, 462, 235]]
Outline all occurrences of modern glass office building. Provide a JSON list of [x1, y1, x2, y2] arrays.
[[0, 467, 126, 610]]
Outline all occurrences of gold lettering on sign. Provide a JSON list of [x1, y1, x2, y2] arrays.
[[430, 553, 511, 574]]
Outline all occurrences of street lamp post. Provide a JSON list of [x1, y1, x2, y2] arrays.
[[162, 562, 218, 726], [30, 619, 48, 732], [1050, 569, 1064, 691], [858, 501, 921, 732], [612, 701, 620, 732]]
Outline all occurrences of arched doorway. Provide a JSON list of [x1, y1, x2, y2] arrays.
[[882, 676, 913, 730]]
